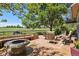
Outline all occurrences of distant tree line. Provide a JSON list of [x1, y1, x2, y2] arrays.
[[4, 25, 23, 28]]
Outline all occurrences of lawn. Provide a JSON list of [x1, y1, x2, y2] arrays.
[[0, 28, 49, 32], [0, 28, 50, 36]]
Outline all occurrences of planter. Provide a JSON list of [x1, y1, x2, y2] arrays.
[[70, 47, 79, 56], [45, 31, 55, 40]]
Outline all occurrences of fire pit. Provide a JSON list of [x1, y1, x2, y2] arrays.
[[4, 39, 30, 56]]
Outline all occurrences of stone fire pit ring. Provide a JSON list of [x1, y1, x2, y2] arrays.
[[4, 39, 30, 56], [4, 39, 30, 48]]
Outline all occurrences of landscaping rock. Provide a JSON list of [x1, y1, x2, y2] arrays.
[[49, 40, 58, 44]]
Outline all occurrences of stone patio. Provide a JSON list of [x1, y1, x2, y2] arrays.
[[28, 35, 73, 56], [0, 35, 74, 56]]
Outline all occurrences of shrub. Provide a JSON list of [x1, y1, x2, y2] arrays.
[[74, 41, 79, 49], [54, 24, 76, 35], [54, 27, 62, 35], [54, 25, 70, 35]]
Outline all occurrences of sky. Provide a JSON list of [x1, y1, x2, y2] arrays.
[[0, 11, 22, 27]]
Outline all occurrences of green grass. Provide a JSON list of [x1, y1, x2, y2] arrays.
[[0, 28, 50, 36], [0, 28, 26, 32], [0, 28, 49, 32]]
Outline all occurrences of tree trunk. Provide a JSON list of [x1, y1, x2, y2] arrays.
[[49, 23, 53, 31]]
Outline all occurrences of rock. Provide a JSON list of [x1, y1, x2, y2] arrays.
[[32, 48, 40, 56], [49, 40, 58, 44], [39, 51, 43, 56], [43, 53, 48, 56]]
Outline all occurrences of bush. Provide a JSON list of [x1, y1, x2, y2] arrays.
[[54, 27, 62, 35], [62, 24, 76, 35], [54, 24, 76, 35], [74, 41, 79, 49], [61, 24, 70, 34], [54, 24, 70, 35]]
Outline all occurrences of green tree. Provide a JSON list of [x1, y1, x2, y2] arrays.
[[1, 19, 7, 22], [17, 25, 22, 28], [0, 3, 67, 31], [26, 3, 67, 31], [22, 13, 40, 29]]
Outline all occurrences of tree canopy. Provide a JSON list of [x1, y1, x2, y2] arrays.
[[0, 3, 68, 31], [25, 3, 67, 31], [0, 19, 7, 22]]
